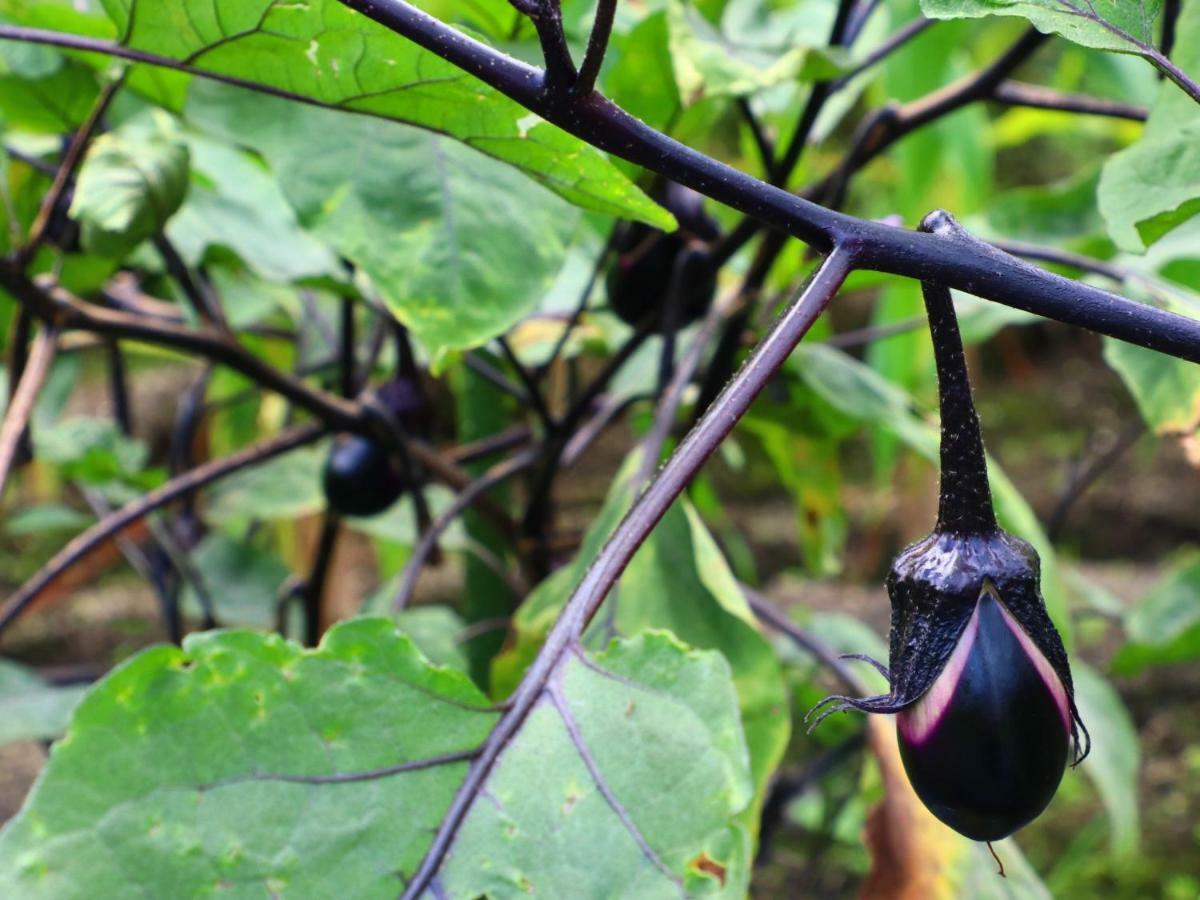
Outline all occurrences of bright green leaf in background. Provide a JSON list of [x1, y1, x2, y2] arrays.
[[1115, 552, 1200, 674], [69, 119, 190, 258], [1099, 0, 1200, 251], [0, 0, 670, 228], [0, 619, 755, 898], [1073, 663, 1141, 855], [187, 84, 580, 357]]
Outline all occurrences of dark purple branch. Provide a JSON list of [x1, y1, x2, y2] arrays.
[[332, 1, 1200, 362], [20, 72, 125, 265], [0, 424, 327, 640], [576, 0, 616, 96], [303, 515, 342, 646], [830, 17, 935, 91], [400, 248, 852, 898], [497, 336, 553, 429]]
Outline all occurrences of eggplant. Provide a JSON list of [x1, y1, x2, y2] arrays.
[[810, 280, 1089, 842]]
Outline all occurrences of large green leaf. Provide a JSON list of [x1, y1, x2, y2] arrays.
[[493, 462, 791, 836], [0, 0, 670, 227], [920, 0, 1163, 55], [1103, 332, 1200, 435], [0, 619, 754, 897], [187, 84, 580, 356], [1098, 0, 1200, 250]]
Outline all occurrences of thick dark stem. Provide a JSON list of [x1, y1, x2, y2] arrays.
[[153, 235, 227, 329], [991, 82, 1147, 121], [921, 277, 997, 535]]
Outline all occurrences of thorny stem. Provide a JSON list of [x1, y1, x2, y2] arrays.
[[0, 425, 327, 639], [0, 324, 58, 503], [400, 248, 852, 898]]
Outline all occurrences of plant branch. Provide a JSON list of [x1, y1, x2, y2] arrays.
[[20, 71, 125, 264], [303, 515, 342, 646], [992, 81, 1147, 121], [400, 247, 852, 898], [5, 14, 1199, 360], [392, 446, 540, 612], [0, 323, 57, 502], [576, 0, 617, 96], [829, 17, 935, 91], [0, 424, 327, 640], [497, 335, 554, 430]]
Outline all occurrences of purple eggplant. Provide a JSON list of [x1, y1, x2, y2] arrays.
[[810, 280, 1088, 842]]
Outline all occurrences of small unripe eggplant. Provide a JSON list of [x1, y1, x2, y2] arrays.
[[322, 434, 406, 517], [606, 182, 721, 330], [810, 280, 1088, 842]]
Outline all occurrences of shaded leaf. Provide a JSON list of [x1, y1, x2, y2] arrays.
[[1073, 663, 1140, 855], [0, 661, 87, 746], [187, 84, 581, 357]]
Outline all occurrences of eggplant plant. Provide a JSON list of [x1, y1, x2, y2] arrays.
[[0, 0, 1195, 897]]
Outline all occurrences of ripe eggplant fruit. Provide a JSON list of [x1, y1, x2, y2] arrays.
[[810, 280, 1089, 842], [606, 182, 721, 330], [322, 434, 406, 517]]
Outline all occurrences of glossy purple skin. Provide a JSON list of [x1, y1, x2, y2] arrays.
[[897, 590, 1069, 841], [322, 435, 406, 517]]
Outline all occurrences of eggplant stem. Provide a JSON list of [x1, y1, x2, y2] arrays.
[[920, 279, 997, 535]]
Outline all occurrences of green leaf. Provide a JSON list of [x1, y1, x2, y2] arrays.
[[0, 619, 754, 897], [204, 441, 326, 527], [449, 632, 753, 897], [69, 123, 190, 258], [1103, 331, 1200, 434], [187, 84, 583, 356], [1098, 0, 1200, 250], [920, 0, 1163, 56], [5, 0, 670, 226], [180, 533, 290, 629], [32, 416, 153, 488], [1113, 551, 1200, 674], [985, 169, 1105, 244], [494, 463, 791, 837], [0, 619, 497, 897], [2, 503, 90, 536], [167, 135, 342, 284], [1073, 663, 1140, 855], [667, 0, 846, 103], [0, 661, 87, 747]]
